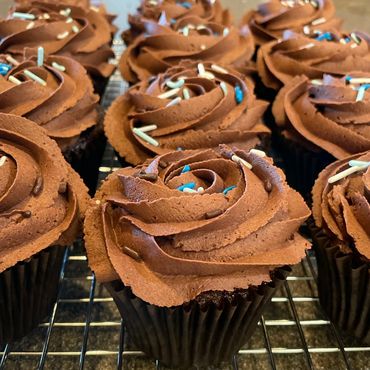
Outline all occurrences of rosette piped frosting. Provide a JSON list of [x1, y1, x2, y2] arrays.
[[0, 53, 99, 152], [0, 1, 115, 80], [122, 0, 232, 45], [312, 151, 370, 260], [0, 113, 89, 273], [119, 15, 255, 83], [105, 60, 269, 165], [273, 74, 370, 159], [241, 0, 342, 46], [84, 146, 311, 306], [258, 30, 370, 90]]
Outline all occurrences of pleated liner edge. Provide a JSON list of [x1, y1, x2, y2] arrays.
[[309, 221, 370, 344], [105, 266, 291, 368], [0, 246, 66, 346]]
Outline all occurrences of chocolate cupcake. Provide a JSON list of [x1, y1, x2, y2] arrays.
[[0, 113, 89, 345], [241, 0, 342, 47], [257, 30, 370, 92], [311, 151, 370, 343], [105, 60, 269, 166], [84, 146, 310, 367], [0, 1, 116, 96], [119, 14, 255, 84], [122, 0, 232, 45], [0, 52, 105, 193], [272, 73, 370, 200]]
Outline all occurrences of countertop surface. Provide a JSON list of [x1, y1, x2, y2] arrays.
[[0, 1, 369, 370]]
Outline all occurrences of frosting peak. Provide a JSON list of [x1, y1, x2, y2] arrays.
[[84, 147, 310, 306]]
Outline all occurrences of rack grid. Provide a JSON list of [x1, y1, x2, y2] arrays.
[[1, 39, 369, 370]]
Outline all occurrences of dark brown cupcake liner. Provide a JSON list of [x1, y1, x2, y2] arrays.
[[63, 110, 107, 195], [309, 221, 370, 344], [272, 132, 334, 203], [0, 246, 66, 347], [92, 75, 110, 98], [105, 266, 291, 368]]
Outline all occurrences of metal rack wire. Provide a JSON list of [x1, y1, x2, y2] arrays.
[[1, 39, 370, 370]]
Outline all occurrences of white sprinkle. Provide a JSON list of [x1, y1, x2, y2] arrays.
[[158, 87, 180, 99], [183, 88, 190, 100], [197, 187, 205, 193], [57, 31, 69, 40], [197, 25, 207, 30], [72, 25, 79, 33], [26, 21, 34, 29], [95, 199, 101, 205], [166, 78, 184, 89], [351, 32, 361, 45], [90, 5, 100, 12], [138, 124, 157, 132], [197, 63, 205, 76], [6, 55, 19, 66], [12, 12, 35, 20], [199, 71, 215, 80], [149, 0, 158, 5], [220, 81, 228, 96], [183, 188, 197, 193], [349, 160, 370, 168], [250, 149, 266, 158], [348, 78, 370, 84], [8, 75, 22, 85], [311, 79, 323, 85], [52, 61, 66, 71], [303, 25, 310, 35], [59, 8, 71, 17], [200, 44, 206, 50], [0, 156, 7, 167], [300, 42, 315, 49], [66, 17, 73, 23], [223, 28, 229, 36], [232, 155, 253, 170], [211, 64, 228, 74], [166, 97, 182, 107], [40, 13, 50, 20], [311, 17, 326, 26], [351, 43, 358, 49], [37, 46, 44, 67], [24, 69, 47, 86], [310, 0, 318, 8], [339, 38, 347, 45], [328, 165, 368, 184], [182, 26, 189, 36], [133, 128, 159, 147], [356, 85, 370, 102]]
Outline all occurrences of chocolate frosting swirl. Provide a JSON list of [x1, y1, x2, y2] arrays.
[[257, 30, 370, 90], [0, 54, 99, 152], [84, 146, 310, 306], [0, 113, 89, 273], [119, 15, 255, 84], [122, 0, 232, 45], [312, 151, 370, 260], [241, 0, 342, 46], [273, 74, 370, 159], [0, 1, 115, 79], [106, 60, 269, 165]]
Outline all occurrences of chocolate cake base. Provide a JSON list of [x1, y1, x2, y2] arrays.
[[105, 266, 291, 368], [0, 246, 66, 346]]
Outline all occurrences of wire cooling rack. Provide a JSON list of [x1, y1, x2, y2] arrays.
[[1, 39, 370, 370]]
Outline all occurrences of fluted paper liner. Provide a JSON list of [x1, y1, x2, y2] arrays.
[[0, 246, 65, 346], [310, 222, 370, 344], [105, 266, 291, 368]]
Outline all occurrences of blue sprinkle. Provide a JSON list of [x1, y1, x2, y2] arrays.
[[223, 185, 236, 195], [180, 1, 192, 8], [345, 37, 351, 43], [316, 32, 332, 41], [170, 18, 176, 24], [0, 63, 11, 76], [181, 164, 191, 173], [176, 147, 183, 151], [178, 182, 196, 191], [234, 85, 244, 104], [345, 76, 352, 83]]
